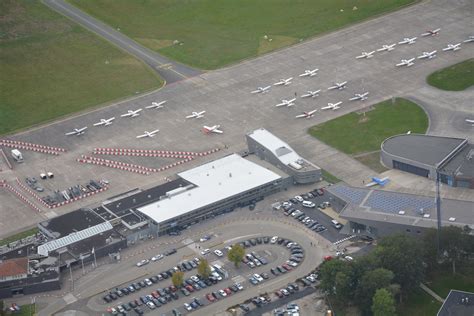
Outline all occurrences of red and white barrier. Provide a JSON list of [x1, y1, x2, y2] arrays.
[[93, 147, 220, 157], [155, 157, 195, 172], [77, 158, 150, 175], [15, 178, 50, 208], [48, 185, 109, 208], [1, 182, 42, 212], [81, 155, 155, 172], [0, 139, 66, 153], [0, 148, 12, 170]]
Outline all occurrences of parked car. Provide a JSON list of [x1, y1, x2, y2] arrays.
[[136, 259, 149, 267]]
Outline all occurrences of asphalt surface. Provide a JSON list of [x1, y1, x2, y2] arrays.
[[42, 0, 203, 83]]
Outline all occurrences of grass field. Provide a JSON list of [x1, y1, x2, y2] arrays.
[[428, 266, 474, 297], [68, 0, 416, 69], [321, 169, 341, 184], [398, 288, 442, 316], [0, 227, 39, 247], [0, 0, 162, 136], [354, 152, 389, 173], [309, 98, 428, 156], [427, 59, 474, 91]]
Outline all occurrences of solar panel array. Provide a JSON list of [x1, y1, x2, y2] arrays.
[[364, 191, 435, 214], [329, 184, 369, 205], [37, 222, 113, 256]]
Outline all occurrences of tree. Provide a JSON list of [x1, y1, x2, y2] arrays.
[[171, 271, 184, 288], [355, 268, 395, 313], [374, 234, 424, 296], [197, 258, 211, 279], [319, 259, 356, 301], [227, 244, 245, 267], [372, 288, 397, 316]]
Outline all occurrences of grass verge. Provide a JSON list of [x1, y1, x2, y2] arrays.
[[0, 0, 162, 136], [321, 169, 341, 184], [354, 152, 389, 173], [427, 59, 474, 91], [399, 288, 441, 316], [0, 227, 39, 247], [68, 0, 416, 69]]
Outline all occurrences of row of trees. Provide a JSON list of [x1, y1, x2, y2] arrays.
[[320, 226, 474, 316], [171, 244, 246, 287]]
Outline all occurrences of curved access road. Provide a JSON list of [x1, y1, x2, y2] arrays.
[[42, 0, 203, 84]]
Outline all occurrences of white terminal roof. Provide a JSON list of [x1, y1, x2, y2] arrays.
[[247, 128, 304, 166], [137, 154, 281, 223]]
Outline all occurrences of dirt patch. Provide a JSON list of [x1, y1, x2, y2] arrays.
[[358, 115, 369, 124]]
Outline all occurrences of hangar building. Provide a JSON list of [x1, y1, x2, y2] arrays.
[[381, 134, 474, 189]]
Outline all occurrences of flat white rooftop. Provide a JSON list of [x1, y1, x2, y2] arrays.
[[137, 154, 281, 224]]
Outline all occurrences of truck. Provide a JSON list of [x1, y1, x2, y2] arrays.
[[11, 149, 23, 162]]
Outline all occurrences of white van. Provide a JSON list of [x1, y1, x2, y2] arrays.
[[302, 201, 315, 208], [331, 219, 343, 229]]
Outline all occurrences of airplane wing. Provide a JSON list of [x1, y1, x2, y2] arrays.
[[365, 181, 378, 187], [186, 113, 196, 118], [295, 114, 307, 118], [65, 131, 78, 136], [321, 105, 332, 110], [465, 119, 474, 123], [150, 129, 160, 134], [299, 72, 308, 77], [349, 96, 359, 101], [121, 113, 131, 117], [212, 129, 223, 134], [251, 89, 260, 94], [136, 134, 147, 139], [93, 121, 104, 126]]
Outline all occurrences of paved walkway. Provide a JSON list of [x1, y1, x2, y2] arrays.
[[420, 283, 445, 303]]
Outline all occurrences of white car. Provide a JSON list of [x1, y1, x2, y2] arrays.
[[136, 259, 149, 267], [218, 289, 227, 297], [214, 249, 224, 257], [295, 195, 304, 202], [191, 275, 200, 282], [253, 273, 264, 282], [200, 248, 210, 255], [199, 235, 211, 242], [151, 254, 164, 261], [184, 303, 193, 311], [146, 301, 156, 309], [270, 236, 279, 244], [235, 283, 244, 291], [144, 278, 153, 286]]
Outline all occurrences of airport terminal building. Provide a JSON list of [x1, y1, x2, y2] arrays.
[[381, 134, 474, 189]]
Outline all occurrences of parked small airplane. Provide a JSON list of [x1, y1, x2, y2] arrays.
[[377, 43, 396, 52], [146, 100, 167, 109], [396, 58, 415, 67], [328, 81, 347, 90], [442, 43, 461, 52], [398, 37, 417, 45], [466, 119, 474, 125], [421, 28, 441, 37], [93, 117, 115, 127], [321, 102, 342, 110], [295, 109, 318, 119], [203, 125, 223, 134], [121, 109, 142, 118], [365, 176, 390, 187], [463, 36, 474, 43], [136, 129, 159, 139], [417, 51, 437, 59], [273, 77, 293, 86], [186, 111, 206, 119], [65, 127, 87, 136], [276, 98, 296, 107], [356, 51, 376, 59], [301, 90, 321, 98], [251, 86, 271, 94], [349, 92, 369, 101], [299, 69, 319, 77]]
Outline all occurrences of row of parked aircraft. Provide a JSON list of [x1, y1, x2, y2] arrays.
[[395, 43, 462, 68]]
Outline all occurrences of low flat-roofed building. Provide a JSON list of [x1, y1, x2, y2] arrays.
[[326, 184, 474, 238], [137, 153, 284, 234], [381, 134, 473, 188], [437, 290, 474, 316], [246, 128, 321, 184]]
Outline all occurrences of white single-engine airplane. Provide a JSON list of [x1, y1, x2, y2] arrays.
[[276, 98, 296, 107], [186, 111, 206, 119], [365, 176, 390, 187], [121, 109, 142, 118], [295, 109, 318, 119], [136, 129, 160, 139], [396, 58, 415, 67], [146, 100, 167, 109], [301, 90, 321, 98], [203, 125, 223, 134], [328, 81, 347, 90], [273, 77, 293, 86], [377, 43, 396, 52], [417, 51, 437, 59], [349, 92, 369, 101], [442, 43, 461, 52], [398, 37, 417, 45], [321, 102, 342, 110], [356, 51, 376, 59], [463, 36, 474, 43], [299, 69, 319, 77], [251, 86, 271, 94], [93, 117, 115, 127], [65, 127, 87, 136], [421, 28, 441, 37]]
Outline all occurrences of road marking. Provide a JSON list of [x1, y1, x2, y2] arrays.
[[224, 233, 261, 244]]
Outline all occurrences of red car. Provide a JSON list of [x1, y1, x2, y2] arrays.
[[151, 291, 160, 298], [282, 263, 292, 271], [169, 285, 177, 292], [324, 255, 333, 261], [224, 288, 232, 295], [206, 293, 216, 302], [185, 285, 194, 292], [275, 290, 283, 298]]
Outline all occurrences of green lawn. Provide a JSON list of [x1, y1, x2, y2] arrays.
[[428, 266, 474, 298], [427, 59, 474, 91], [0, 0, 162, 136], [68, 0, 416, 69], [0, 227, 39, 247], [322, 169, 341, 184], [354, 151, 389, 173], [398, 288, 441, 316], [309, 98, 428, 156]]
